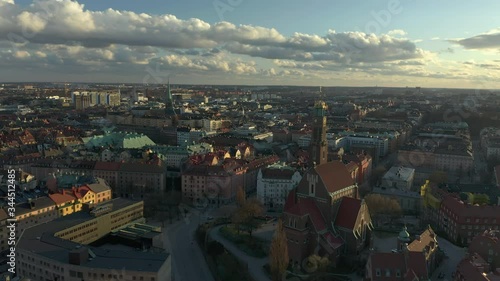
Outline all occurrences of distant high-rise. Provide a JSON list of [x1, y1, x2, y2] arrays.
[[309, 93, 328, 167]]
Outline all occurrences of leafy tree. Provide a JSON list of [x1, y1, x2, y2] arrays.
[[364, 193, 402, 219], [301, 255, 329, 274], [269, 219, 289, 281], [240, 198, 264, 237]]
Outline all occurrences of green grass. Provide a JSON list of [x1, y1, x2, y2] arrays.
[[219, 225, 269, 258]]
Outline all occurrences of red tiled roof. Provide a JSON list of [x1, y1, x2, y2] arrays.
[[49, 191, 76, 205], [368, 253, 406, 280], [314, 161, 356, 193], [323, 232, 343, 249], [456, 255, 490, 281], [94, 161, 121, 171], [407, 251, 428, 278], [345, 161, 358, 173], [73, 186, 92, 199], [334, 197, 361, 230], [284, 190, 326, 232], [441, 194, 500, 221], [261, 168, 296, 180]]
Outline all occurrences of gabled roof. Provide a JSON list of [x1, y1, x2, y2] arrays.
[[261, 168, 296, 180], [284, 190, 326, 232], [94, 161, 121, 171], [323, 232, 343, 250], [49, 191, 76, 205], [407, 226, 437, 253], [334, 197, 361, 230], [313, 161, 356, 193], [86, 179, 111, 194], [367, 251, 428, 280]]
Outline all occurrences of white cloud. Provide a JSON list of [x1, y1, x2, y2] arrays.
[[387, 29, 407, 37], [0, 0, 499, 87], [451, 28, 500, 50], [14, 50, 30, 58]]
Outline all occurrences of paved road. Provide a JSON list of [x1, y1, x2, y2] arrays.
[[164, 208, 215, 281], [430, 237, 466, 281], [210, 225, 272, 281], [472, 139, 488, 180]]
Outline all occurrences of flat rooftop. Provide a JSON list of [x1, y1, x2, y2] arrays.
[[18, 198, 168, 273], [383, 166, 415, 182]]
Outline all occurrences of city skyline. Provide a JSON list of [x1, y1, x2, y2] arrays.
[[1, 0, 500, 88]]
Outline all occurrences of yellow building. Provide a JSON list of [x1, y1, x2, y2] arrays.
[[17, 198, 171, 281], [49, 178, 112, 216]]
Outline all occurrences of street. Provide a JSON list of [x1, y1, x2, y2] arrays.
[[472, 139, 488, 182], [430, 237, 466, 281], [210, 224, 272, 281], [163, 206, 215, 281]]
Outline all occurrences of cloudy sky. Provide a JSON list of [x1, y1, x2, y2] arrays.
[[1, 0, 500, 88]]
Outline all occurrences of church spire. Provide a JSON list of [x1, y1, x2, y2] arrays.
[[309, 87, 328, 167]]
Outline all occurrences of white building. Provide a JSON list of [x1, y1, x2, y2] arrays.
[[257, 163, 302, 210], [381, 166, 416, 191], [202, 118, 228, 132], [345, 135, 389, 157]]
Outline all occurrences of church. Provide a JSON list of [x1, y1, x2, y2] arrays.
[[283, 98, 374, 267]]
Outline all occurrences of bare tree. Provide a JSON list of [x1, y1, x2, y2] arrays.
[[269, 219, 289, 281]]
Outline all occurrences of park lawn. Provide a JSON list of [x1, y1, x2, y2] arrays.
[[219, 225, 269, 258]]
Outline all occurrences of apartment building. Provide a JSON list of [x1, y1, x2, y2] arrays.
[[421, 182, 500, 245], [17, 198, 172, 281], [256, 163, 302, 210], [182, 153, 279, 207], [454, 230, 500, 281], [381, 166, 416, 191]]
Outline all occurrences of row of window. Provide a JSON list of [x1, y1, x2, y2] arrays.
[[375, 268, 402, 278]]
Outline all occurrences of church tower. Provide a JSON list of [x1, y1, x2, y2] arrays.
[[309, 87, 328, 167]]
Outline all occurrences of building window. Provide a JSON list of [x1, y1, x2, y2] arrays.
[[376, 269, 381, 277]]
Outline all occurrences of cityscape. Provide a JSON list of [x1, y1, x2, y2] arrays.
[[1, 1, 500, 281]]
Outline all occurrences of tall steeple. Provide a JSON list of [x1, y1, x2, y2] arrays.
[[309, 87, 328, 167]]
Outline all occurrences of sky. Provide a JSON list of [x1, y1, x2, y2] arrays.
[[1, 0, 500, 88]]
